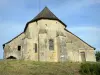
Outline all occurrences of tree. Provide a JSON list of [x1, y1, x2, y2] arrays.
[[95, 51, 100, 62]]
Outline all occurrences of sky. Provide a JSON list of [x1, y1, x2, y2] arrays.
[[0, 0, 100, 59]]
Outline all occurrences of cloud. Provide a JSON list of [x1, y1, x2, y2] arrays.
[[68, 26, 100, 32], [52, 0, 100, 18], [89, 0, 100, 4], [0, 0, 9, 7]]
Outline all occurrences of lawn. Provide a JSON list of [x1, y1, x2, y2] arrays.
[[0, 60, 80, 75]]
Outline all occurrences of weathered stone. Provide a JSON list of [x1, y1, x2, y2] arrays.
[[3, 7, 96, 62]]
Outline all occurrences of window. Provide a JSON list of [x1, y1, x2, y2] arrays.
[[18, 46, 21, 51], [49, 39, 54, 50], [35, 43, 37, 53]]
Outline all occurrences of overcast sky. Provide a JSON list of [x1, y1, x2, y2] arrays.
[[0, 0, 100, 59]]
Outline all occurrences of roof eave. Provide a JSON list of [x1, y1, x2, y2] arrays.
[[24, 18, 67, 32], [64, 28, 96, 50], [3, 32, 24, 47]]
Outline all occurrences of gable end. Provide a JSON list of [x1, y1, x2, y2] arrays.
[[64, 28, 95, 50], [3, 32, 24, 48]]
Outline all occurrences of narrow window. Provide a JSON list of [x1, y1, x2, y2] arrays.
[[49, 39, 54, 50], [18, 46, 21, 51], [35, 43, 37, 53]]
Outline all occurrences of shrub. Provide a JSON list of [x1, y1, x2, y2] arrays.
[[80, 62, 100, 75], [95, 51, 100, 62]]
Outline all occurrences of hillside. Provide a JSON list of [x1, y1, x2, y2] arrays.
[[0, 60, 80, 75]]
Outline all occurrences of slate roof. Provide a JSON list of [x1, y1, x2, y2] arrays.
[[33, 7, 59, 21], [24, 7, 66, 32]]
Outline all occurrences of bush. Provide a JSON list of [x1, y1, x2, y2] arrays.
[[95, 51, 100, 62], [80, 62, 100, 75]]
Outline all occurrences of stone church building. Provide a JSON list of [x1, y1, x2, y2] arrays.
[[3, 7, 96, 62]]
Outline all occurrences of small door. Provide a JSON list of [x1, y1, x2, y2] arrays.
[[80, 52, 86, 62]]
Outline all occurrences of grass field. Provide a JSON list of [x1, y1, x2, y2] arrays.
[[0, 60, 80, 75]]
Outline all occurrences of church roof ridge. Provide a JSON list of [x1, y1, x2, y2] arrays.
[[24, 7, 67, 32], [33, 6, 59, 21]]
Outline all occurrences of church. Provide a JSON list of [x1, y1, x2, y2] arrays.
[[3, 7, 96, 62]]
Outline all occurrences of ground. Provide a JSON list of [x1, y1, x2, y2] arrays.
[[0, 60, 80, 75]]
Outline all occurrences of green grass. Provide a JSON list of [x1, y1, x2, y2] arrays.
[[80, 62, 100, 75], [0, 60, 80, 75]]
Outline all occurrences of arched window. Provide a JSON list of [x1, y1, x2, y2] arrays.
[[49, 39, 54, 50], [7, 56, 16, 59]]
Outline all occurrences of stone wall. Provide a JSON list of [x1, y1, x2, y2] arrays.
[[4, 19, 96, 62], [65, 29, 96, 62], [4, 33, 25, 59]]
